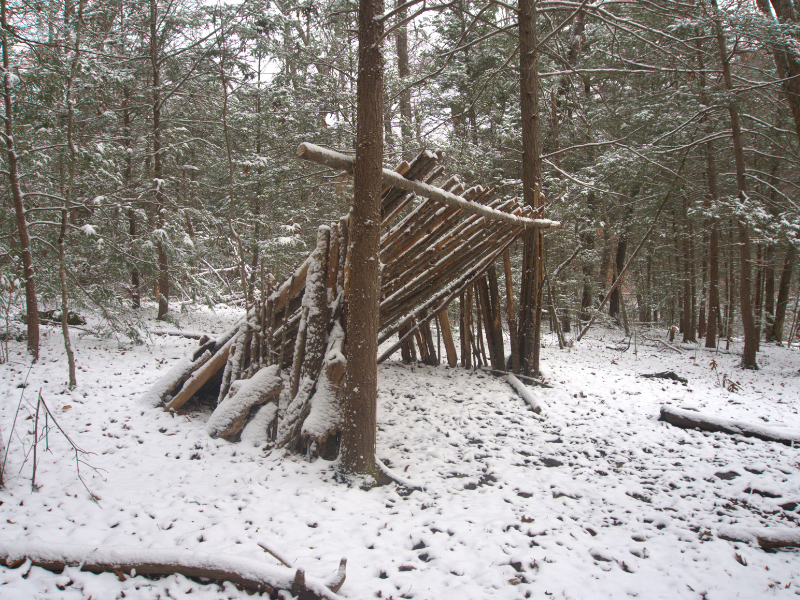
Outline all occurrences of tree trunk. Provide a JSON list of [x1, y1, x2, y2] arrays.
[[150, 0, 169, 320], [395, 0, 413, 161], [773, 245, 796, 343], [340, 0, 384, 479], [713, 3, 758, 368], [609, 235, 627, 323], [764, 245, 775, 341], [1, 0, 39, 359], [60, 0, 83, 389], [518, 0, 544, 376]]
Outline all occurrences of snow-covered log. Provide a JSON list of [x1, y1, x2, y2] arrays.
[[140, 339, 215, 408], [506, 373, 546, 414], [301, 321, 346, 454], [165, 336, 235, 411], [206, 365, 283, 441], [718, 526, 800, 549], [0, 541, 343, 599], [297, 142, 561, 230], [659, 405, 800, 445]]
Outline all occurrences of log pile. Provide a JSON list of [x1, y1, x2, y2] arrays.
[[141, 144, 560, 453]]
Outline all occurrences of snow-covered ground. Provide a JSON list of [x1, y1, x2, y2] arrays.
[[2, 304, 799, 599]]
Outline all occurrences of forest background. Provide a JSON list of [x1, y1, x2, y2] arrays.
[[2, 0, 799, 377]]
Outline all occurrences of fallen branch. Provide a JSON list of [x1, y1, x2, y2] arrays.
[[659, 405, 800, 446], [504, 373, 547, 414], [376, 458, 426, 492], [258, 541, 347, 594], [150, 329, 210, 340], [718, 526, 800, 550], [641, 335, 683, 354], [489, 369, 552, 388], [0, 541, 343, 599]]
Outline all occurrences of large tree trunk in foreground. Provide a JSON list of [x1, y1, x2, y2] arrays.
[[340, 0, 384, 478], [518, 0, 544, 376], [2, 0, 39, 359]]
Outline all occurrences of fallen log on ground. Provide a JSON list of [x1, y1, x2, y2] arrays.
[[717, 526, 800, 550], [504, 373, 546, 414], [206, 364, 283, 441], [0, 541, 344, 599], [489, 369, 552, 388], [642, 371, 687, 384], [659, 405, 800, 446]]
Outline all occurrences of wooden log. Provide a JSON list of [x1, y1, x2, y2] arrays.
[[718, 526, 800, 550], [165, 337, 234, 411], [297, 143, 561, 229], [377, 225, 525, 356], [503, 249, 520, 373], [476, 275, 500, 369], [381, 200, 524, 303], [474, 281, 488, 367], [438, 306, 458, 367], [377, 240, 516, 364], [487, 264, 506, 369], [268, 259, 310, 316], [207, 365, 283, 441], [140, 337, 217, 407], [461, 290, 472, 368], [301, 227, 332, 382], [398, 320, 416, 363], [379, 212, 526, 328], [659, 405, 800, 445], [0, 541, 342, 599], [419, 315, 438, 365]]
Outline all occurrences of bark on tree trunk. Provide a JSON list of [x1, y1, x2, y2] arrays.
[[395, 0, 413, 161], [713, 3, 758, 368], [150, 0, 169, 320], [773, 245, 796, 343], [518, 0, 544, 376], [340, 0, 384, 479], [764, 245, 775, 340], [609, 235, 627, 323], [2, 0, 39, 359]]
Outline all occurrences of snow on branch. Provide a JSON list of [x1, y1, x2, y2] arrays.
[[0, 541, 344, 599], [296, 143, 561, 230]]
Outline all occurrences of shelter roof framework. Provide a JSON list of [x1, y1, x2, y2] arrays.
[[141, 144, 560, 450]]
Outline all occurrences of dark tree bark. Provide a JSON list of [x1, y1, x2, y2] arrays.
[[340, 0, 384, 478], [150, 0, 169, 320], [395, 0, 413, 161], [517, 0, 544, 376], [713, 3, 758, 368], [773, 245, 796, 343], [764, 245, 775, 340], [2, 0, 39, 359], [609, 235, 627, 323]]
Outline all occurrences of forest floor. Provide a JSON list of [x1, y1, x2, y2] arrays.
[[1, 303, 800, 600]]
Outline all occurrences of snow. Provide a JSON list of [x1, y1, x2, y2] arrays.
[[206, 364, 282, 438], [2, 304, 800, 600]]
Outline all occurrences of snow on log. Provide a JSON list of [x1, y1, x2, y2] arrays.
[[241, 403, 278, 447], [140, 346, 212, 408], [165, 337, 234, 412], [296, 143, 561, 230], [506, 373, 546, 414], [717, 526, 800, 550], [302, 322, 346, 449], [659, 405, 800, 446], [206, 365, 283, 441], [0, 541, 343, 599]]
